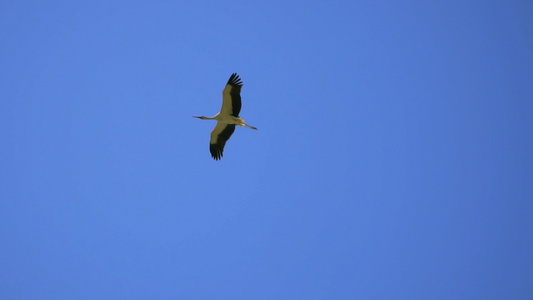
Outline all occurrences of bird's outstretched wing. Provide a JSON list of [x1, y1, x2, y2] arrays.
[[209, 122, 236, 160], [221, 73, 243, 117]]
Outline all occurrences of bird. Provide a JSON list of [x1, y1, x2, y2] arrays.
[[194, 73, 257, 160]]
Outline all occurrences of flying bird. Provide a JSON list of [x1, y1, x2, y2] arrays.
[[194, 73, 257, 160]]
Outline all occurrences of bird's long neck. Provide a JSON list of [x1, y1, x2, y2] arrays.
[[194, 116, 217, 120]]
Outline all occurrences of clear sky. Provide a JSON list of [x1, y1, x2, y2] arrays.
[[1, 1, 532, 299]]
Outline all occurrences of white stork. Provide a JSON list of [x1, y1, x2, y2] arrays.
[[194, 73, 257, 160]]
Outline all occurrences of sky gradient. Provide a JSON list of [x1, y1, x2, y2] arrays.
[[1, 1, 532, 299]]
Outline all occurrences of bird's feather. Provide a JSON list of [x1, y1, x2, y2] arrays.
[[209, 123, 236, 160], [221, 73, 242, 117]]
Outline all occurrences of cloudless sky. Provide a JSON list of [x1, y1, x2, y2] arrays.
[[1, 1, 532, 299]]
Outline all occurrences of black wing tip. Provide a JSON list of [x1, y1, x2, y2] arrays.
[[210, 144, 223, 160], [227, 73, 243, 87]]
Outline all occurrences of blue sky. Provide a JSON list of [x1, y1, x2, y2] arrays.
[[1, 1, 532, 299]]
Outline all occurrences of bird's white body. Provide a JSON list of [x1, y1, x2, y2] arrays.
[[194, 73, 256, 160], [196, 114, 256, 130]]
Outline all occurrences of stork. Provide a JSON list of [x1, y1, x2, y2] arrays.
[[194, 73, 257, 160]]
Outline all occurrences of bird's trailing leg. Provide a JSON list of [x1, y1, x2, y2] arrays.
[[244, 123, 257, 130], [231, 116, 257, 130]]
